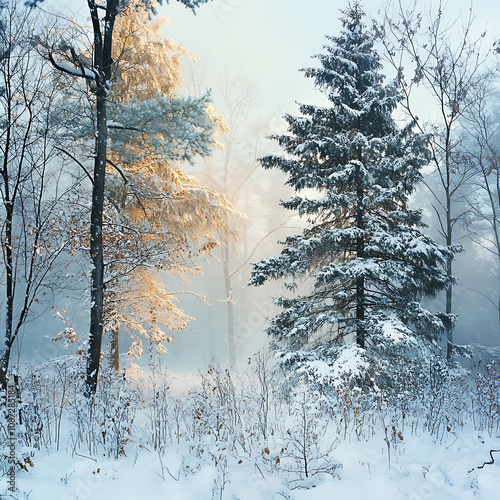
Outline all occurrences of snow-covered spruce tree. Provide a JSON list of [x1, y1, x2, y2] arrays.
[[249, 3, 454, 389]]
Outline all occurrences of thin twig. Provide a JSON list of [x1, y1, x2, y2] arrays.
[[54, 146, 94, 185], [74, 452, 97, 462], [468, 449, 500, 473]]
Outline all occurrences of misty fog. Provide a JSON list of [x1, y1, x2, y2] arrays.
[[11, 0, 500, 375]]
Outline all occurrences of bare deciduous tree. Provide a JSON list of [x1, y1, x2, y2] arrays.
[[377, 0, 491, 358], [0, 1, 80, 389]]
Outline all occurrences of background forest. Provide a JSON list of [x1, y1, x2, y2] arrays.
[[1, 0, 500, 499]]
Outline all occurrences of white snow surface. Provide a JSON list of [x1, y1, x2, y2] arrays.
[[1, 369, 499, 500], [6, 418, 499, 499], [380, 317, 416, 344]]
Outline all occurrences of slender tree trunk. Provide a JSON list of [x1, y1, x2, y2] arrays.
[[498, 292, 500, 334], [222, 242, 236, 367], [445, 148, 453, 361], [109, 319, 120, 372], [0, 61, 14, 389], [356, 276, 365, 348], [84, 0, 117, 396], [0, 4, 48, 389], [445, 256, 453, 359], [1, 202, 14, 390]]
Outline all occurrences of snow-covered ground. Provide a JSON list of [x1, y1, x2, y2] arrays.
[[9, 428, 499, 500], [1, 365, 499, 499]]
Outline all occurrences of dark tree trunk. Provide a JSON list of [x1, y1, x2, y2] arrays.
[[109, 320, 120, 372], [445, 254, 453, 360], [1, 203, 14, 391], [0, 73, 14, 390], [355, 161, 365, 348], [86, 83, 107, 395], [84, 0, 117, 396], [445, 147, 453, 361]]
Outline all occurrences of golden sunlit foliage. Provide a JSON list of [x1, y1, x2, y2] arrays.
[[113, 1, 195, 101], [113, 0, 227, 134], [103, 3, 242, 366], [104, 155, 242, 363]]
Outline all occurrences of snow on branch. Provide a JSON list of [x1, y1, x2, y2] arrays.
[[47, 52, 96, 80]]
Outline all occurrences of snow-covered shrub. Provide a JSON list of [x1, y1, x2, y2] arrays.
[[472, 360, 500, 435], [248, 350, 277, 441], [18, 370, 50, 451], [19, 358, 82, 451], [143, 370, 172, 451], [68, 369, 138, 459], [277, 386, 341, 488], [274, 317, 438, 410], [190, 362, 248, 452]]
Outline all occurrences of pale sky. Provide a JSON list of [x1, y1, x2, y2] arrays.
[[161, 0, 500, 117], [47, 0, 500, 127]]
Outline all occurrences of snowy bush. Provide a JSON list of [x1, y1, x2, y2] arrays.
[[2, 347, 500, 499]]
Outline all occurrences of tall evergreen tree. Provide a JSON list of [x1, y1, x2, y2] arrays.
[[249, 3, 454, 384]]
